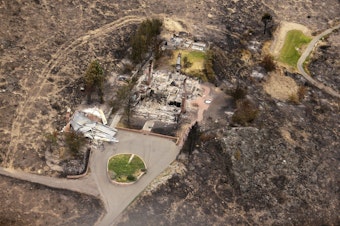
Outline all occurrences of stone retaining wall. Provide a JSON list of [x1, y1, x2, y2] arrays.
[[116, 126, 179, 144]]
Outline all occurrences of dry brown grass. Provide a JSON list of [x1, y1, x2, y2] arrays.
[[234, 149, 241, 161], [263, 70, 298, 101], [288, 93, 300, 104], [297, 86, 308, 101], [261, 55, 276, 72], [199, 133, 215, 142], [232, 99, 258, 126]]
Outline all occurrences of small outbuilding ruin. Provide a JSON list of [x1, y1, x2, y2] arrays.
[[65, 108, 119, 143]]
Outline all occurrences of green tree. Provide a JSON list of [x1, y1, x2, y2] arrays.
[[64, 131, 86, 157], [111, 80, 137, 126], [85, 60, 105, 104], [130, 19, 163, 64], [118, 82, 135, 126], [203, 50, 216, 84], [131, 33, 147, 64], [45, 131, 59, 151]]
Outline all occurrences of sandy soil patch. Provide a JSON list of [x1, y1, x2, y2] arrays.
[[280, 128, 297, 146], [161, 17, 188, 39], [270, 21, 311, 57], [241, 49, 252, 63], [263, 70, 298, 101], [163, 17, 184, 32]]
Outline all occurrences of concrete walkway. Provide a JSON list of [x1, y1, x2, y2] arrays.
[[0, 167, 99, 197], [110, 109, 123, 128], [142, 120, 155, 131], [297, 24, 340, 98]]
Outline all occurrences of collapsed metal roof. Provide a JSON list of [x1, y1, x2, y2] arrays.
[[70, 111, 118, 143]]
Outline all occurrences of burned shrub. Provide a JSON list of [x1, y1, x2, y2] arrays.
[[260, 55, 276, 72], [227, 85, 248, 101], [297, 86, 308, 101], [288, 93, 300, 104], [232, 99, 259, 126]]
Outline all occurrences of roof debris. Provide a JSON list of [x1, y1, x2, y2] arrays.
[[67, 109, 118, 143], [82, 107, 108, 125]]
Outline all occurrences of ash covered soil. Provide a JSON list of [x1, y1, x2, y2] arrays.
[[115, 0, 339, 225], [309, 29, 340, 92], [117, 89, 340, 225], [0, 175, 103, 226], [0, 0, 339, 225]]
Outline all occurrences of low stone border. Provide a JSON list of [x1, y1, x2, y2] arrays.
[[116, 126, 179, 144], [107, 153, 147, 185], [67, 149, 92, 179]]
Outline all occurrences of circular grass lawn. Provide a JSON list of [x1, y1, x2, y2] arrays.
[[108, 154, 146, 183]]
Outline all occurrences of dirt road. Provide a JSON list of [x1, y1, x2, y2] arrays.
[[4, 15, 145, 169], [297, 24, 340, 98]]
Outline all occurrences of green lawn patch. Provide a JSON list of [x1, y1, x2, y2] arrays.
[[187, 51, 206, 62], [279, 30, 312, 67], [171, 50, 206, 72], [108, 154, 146, 183]]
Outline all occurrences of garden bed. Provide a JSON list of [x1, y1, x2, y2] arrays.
[[107, 154, 146, 184]]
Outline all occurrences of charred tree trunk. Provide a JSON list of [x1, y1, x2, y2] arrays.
[[182, 122, 200, 155], [261, 13, 272, 35], [86, 90, 92, 104], [98, 87, 104, 104]]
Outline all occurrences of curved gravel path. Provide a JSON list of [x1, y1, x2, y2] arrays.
[[297, 24, 340, 98]]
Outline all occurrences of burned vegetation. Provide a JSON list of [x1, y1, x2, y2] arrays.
[[0, 0, 339, 225]]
